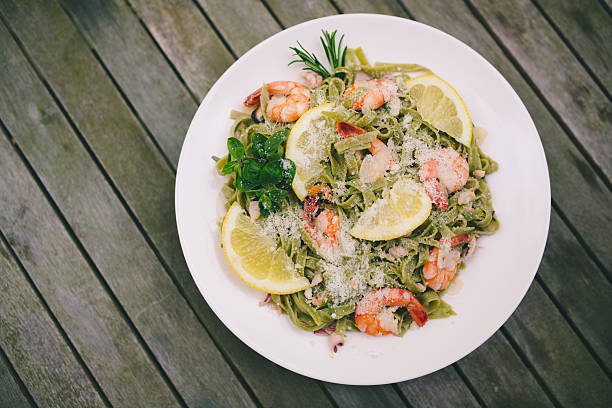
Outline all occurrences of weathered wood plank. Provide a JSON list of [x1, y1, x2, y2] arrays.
[[0, 229, 106, 407], [333, 0, 406, 15], [0, 346, 33, 408], [457, 332, 554, 407], [323, 384, 406, 407], [397, 366, 480, 408], [195, 0, 280, 56], [533, 0, 612, 92], [0, 12, 255, 408], [504, 280, 612, 407], [126, 0, 234, 101], [0, 1, 335, 407], [0, 130, 183, 406], [265, 0, 336, 27], [400, 0, 612, 279], [538, 211, 612, 373], [59, 0, 196, 165], [469, 0, 612, 183]]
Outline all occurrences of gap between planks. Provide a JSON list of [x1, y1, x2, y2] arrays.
[[0, 334, 38, 408]]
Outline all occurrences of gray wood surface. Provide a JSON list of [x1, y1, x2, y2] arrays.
[[0, 349, 32, 408], [126, 0, 234, 101], [0, 7, 254, 406], [60, 0, 196, 166], [469, 0, 612, 184], [534, 0, 612, 93], [0, 222, 106, 407]]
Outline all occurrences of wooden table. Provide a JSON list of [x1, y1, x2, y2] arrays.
[[0, 0, 610, 406]]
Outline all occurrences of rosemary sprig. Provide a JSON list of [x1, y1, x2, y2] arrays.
[[288, 40, 331, 78], [288, 29, 348, 78]]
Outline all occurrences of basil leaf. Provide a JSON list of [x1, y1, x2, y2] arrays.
[[278, 158, 296, 189], [235, 174, 255, 191], [241, 159, 262, 184], [268, 189, 288, 203], [274, 128, 290, 141], [221, 160, 238, 175], [261, 160, 284, 186], [251, 133, 267, 158], [264, 132, 284, 160], [258, 194, 273, 217], [227, 137, 245, 160]]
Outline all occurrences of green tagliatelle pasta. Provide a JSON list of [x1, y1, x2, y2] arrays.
[[217, 44, 499, 340]]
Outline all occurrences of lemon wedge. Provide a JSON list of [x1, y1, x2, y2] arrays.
[[405, 74, 472, 146], [222, 202, 310, 294], [350, 178, 432, 241], [285, 103, 334, 200]]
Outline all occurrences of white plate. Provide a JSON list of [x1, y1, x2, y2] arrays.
[[175, 14, 550, 385]]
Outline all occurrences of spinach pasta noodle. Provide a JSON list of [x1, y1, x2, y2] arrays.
[[217, 31, 498, 350]]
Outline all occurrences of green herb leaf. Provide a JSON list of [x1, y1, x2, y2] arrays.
[[268, 189, 288, 203], [264, 130, 288, 160], [278, 158, 296, 189], [241, 159, 262, 184], [227, 137, 245, 160], [261, 160, 284, 186], [251, 133, 267, 158], [221, 160, 238, 175], [258, 194, 274, 217]]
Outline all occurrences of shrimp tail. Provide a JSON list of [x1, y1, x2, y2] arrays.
[[244, 88, 262, 107], [407, 299, 428, 327]]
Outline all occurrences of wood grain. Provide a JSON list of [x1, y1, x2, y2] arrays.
[[0, 11, 254, 407], [469, 0, 612, 183], [396, 366, 480, 408], [0, 226, 106, 407], [126, 0, 234, 100], [533, 0, 612, 93], [323, 384, 407, 407], [265, 0, 336, 27], [457, 332, 554, 407], [196, 0, 280, 56]]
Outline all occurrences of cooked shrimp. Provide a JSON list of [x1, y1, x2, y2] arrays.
[[336, 121, 394, 183], [302, 185, 339, 248], [418, 147, 469, 210], [355, 288, 428, 336], [244, 81, 310, 122], [422, 234, 468, 291], [359, 139, 394, 183], [343, 78, 397, 111]]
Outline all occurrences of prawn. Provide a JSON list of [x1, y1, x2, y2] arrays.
[[422, 234, 469, 291], [343, 78, 397, 111], [302, 185, 339, 248], [336, 121, 393, 183], [355, 288, 428, 336], [244, 81, 310, 122], [418, 147, 469, 210]]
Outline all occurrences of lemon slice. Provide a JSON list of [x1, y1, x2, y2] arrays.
[[350, 178, 432, 241], [285, 103, 334, 200], [222, 202, 309, 294], [405, 74, 472, 146]]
